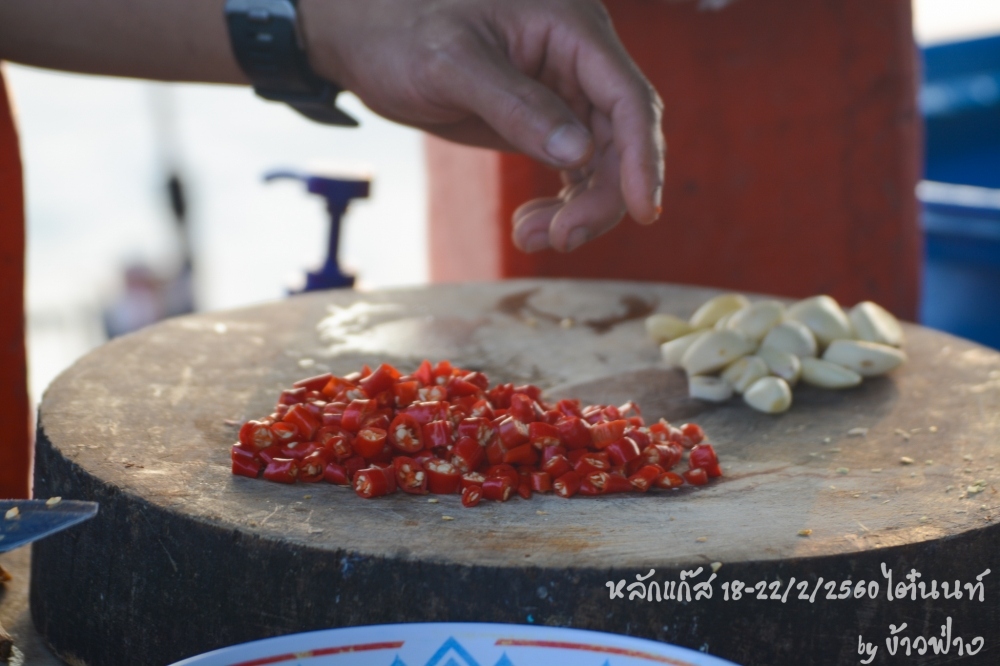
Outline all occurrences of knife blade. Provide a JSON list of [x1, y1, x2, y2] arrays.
[[0, 499, 99, 553]]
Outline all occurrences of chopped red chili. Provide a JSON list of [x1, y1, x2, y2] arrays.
[[232, 360, 723, 504]]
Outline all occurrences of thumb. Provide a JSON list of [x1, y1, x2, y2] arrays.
[[439, 50, 593, 168]]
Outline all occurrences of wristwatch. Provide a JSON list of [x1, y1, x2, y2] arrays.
[[224, 0, 358, 126]]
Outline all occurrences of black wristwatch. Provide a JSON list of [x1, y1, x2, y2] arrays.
[[224, 0, 358, 126]]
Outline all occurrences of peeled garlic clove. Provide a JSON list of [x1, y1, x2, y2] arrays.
[[645, 313, 695, 343], [689, 376, 734, 402], [786, 295, 853, 347], [714, 308, 742, 331], [743, 376, 792, 414], [757, 346, 802, 385], [726, 300, 785, 341], [800, 357, 863, 389], [661, 330, 709, 369], [721, 356, 769, 393], [681, 330, 757, 376], [689, 293, 750, 329], [760, 321, 818, 358], [822, 339, 907, 377], [849, 301, 904, 347]]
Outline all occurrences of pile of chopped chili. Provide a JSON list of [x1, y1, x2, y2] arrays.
[[232, 361, 722, 506]]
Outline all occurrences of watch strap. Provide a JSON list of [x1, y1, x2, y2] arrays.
[[225, 0, 358, 127]]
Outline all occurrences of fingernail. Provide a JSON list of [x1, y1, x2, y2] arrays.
[[521, 230, 550, 253], [653, 186, 663, 221], [545, 124, 591, 165], [565, 226, 590, 252]]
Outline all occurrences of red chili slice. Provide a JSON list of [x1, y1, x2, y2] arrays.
[[263, 458, 298, 484], [451, 436, 486, 473], [278, 387, 307, 406], [553, 471, 582, 498], [624, 427, 652, 450], [299, 450, 328, 483], [461, 485, 482, 508], [461, 471, 487, 489], [516, 476, 533, 500], [320, 433, 354, 462], [457, 417, 496, 447], [231, 445, 263, 478], [485, 438, 508, 467], [688, 443, 719, 471], [528, 421, 561, 450], [541, 454, 572, 479], [497, 416, 529, 448], [605, 437, 642, 466], [502, 444, 539, 467], [422, 420, 453, 449], [354, 427, 388, 459], [402, 400, 449, 425], [393, 380, 420, 409], [556, 416, 592, 450], [487, 382, 514, 409], [447, 376, 482, 399], [555, 398, 582, 418], [354, 466, 396, 498], [293, 373, 334, 392], [469, 399, 494, 420], [573, 451, 611, 475], [388, 413, 424, 453], [282, 403, 320, 440], [656, 471, 685, 489], [238, 420, 275, 451], [341, 398, 377, 433], [323, 462, 350, 485], [629, 465, 663, 492], [269, 421, 299, 445], [486, 463, 520, 489], [681, 423, 706, 445], [482, 477, 513, 502], [425, 459, 462, 494], [279, 441, 319, 461], [419, 385, 448, 402], [359, 363, 401, 398], [530, 471, 552, 493], [342, 455, 366, 481], [508, 393, 540, 423], [393, 456, 428, 494], [590, 419, 627, 449], [683, 467, 709, 486]]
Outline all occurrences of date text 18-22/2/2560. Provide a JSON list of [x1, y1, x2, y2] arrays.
[[606, 562, 990, 661]]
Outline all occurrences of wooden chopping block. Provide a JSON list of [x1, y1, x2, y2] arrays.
[[30, 279, 1000, 665]]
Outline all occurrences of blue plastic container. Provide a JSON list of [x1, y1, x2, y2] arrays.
[[920, 35, 1000, 348]]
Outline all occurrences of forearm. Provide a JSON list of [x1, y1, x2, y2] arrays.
[[0, 0, 246, 84]]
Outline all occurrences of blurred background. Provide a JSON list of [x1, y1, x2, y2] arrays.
[[5, 0, 1000, 407]]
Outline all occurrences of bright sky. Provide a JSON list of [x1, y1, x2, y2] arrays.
[[913, 0, 1000, 44]]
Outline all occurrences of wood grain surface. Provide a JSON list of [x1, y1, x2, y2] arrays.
[[29, 280, 1000, 665]]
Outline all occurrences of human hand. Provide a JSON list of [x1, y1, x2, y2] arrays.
[[300, 0, 664, 253]]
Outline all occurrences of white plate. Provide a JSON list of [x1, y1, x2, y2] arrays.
[[171, 623, 740, 666]]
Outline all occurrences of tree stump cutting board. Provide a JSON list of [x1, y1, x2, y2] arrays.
[[31, 280, 1000, 665]]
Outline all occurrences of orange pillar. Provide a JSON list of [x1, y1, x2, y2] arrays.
[[427, 0, 922, 318], [0, 67, 30, 498]]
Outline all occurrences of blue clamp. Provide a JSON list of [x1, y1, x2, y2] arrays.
[[264, 169, 370, 292]]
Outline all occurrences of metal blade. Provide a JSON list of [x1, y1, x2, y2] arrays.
[[0, 500, 99, 553]]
